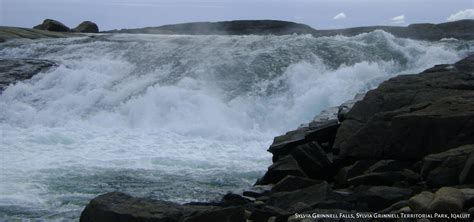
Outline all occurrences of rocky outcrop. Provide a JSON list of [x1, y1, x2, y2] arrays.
[[0, 59, 57, 92], [33, 19, 70, 32], [334, 55, 474, 160], [72, 21, 99, 33], [106, 19, 474, 40], [0, 26, 80, 42], [81, 55, 474, 221]]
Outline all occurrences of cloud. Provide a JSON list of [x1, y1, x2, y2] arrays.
[[391, 14, 405, 24], [447, 9, 474, 21], [333, 12, 346, 20]]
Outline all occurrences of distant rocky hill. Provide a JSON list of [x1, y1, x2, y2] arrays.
[[106, 19, 474, 41], [105, 20, 316, 35]]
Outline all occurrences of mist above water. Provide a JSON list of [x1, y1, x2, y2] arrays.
[[0, 31, 472, 221]]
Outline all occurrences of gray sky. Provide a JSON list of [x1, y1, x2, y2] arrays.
[[0, 0, 473, 31]]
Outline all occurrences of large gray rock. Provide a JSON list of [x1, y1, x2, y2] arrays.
[[72, 21, 99, 33], [33, 19, 70, 32], [409, 191, 434, 213], [0, 59, 57, 92], [334, 55, 474, 160], [428, 187, 465, 213]]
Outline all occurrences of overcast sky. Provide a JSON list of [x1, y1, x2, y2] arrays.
[[0, 0, 473, 31]]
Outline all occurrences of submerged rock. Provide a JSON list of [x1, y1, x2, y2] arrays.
[[0, 59, 57, 92]]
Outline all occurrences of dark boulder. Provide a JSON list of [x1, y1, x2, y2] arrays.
[[409, 191, 434, 213], [289, 142, 334, 180], [268, 120, 339, 161], [33, 19, 70, 32], [72, 21, 99, 33], [334, 55, 474, 160], [268, 128, 307, 159], [355, 186, 413, 211], [256, 155, 307, 185]]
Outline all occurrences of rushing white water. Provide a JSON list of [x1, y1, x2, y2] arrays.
[[0, 31, 472, 221]]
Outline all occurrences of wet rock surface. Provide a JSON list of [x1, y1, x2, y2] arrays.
[[0, 58, 57, 92]]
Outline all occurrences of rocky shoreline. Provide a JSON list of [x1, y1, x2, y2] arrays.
[[79, 54, 474, 221]]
